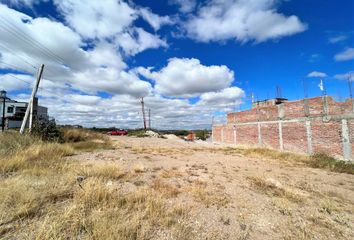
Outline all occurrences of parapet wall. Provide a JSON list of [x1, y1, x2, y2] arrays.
[[213, 96, 354, 160]]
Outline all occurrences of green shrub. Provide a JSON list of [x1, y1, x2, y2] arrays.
[[32, 118, 63, 142], [309, 153, 354, 174]]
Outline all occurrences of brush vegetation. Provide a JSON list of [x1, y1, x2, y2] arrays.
[[223, 147, 354, 174], [0, 130, 191, 239]]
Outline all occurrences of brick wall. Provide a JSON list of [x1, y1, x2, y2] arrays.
[[213, 97, 354, 160]]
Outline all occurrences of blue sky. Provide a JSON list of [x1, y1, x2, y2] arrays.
[[0, 0, 353, 128]]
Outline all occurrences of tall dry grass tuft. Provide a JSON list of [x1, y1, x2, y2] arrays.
[[62, 128, 108, 143], [76, 162, 125, 180], [0, 131, 37, 155], [0, 131, 194, 239], [0, 142, 74, 175]]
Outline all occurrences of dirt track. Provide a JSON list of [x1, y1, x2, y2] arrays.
[[74, 136, 354, 239]]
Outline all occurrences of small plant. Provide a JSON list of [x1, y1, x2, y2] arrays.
[[32, 118, 63, 142], [308, 153, 354, 174]]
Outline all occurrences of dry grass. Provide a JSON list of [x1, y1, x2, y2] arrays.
[[61, 128, 107, 143], [160, 168, 183, 178], [248, 176, 304, 203], [223, 147, 354, 175], [152, 179, 180, 198], [76, 162, 125, 180], [185, 181, 229, 208], [223, 147, 309, 164], [0, 133, 194, 239]]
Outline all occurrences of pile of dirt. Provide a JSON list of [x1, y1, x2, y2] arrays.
[[145, 130, 159, 137], [163, 134, 181, 140]]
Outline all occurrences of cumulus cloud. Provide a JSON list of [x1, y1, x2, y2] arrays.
[[0, 3, 154, 97], [0, 73, 33, 91], [169, 0, 197, 13], [0, 2, 245, 129], [138, 58, 234, 97], [53, 0, 137, 39], [3, 0, 46, 7], [199, 87, 244, 106], [307, 71, 327, 78], [139, 7, 173, 31], [116, 28, 167, 56], [183, 0, 307, 43], [334, 48, 354, 61], [334, 71, 354, 81]]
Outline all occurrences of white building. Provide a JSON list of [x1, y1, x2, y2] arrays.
[[0, 90, 48, 129]]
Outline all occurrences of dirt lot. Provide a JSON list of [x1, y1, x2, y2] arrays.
[[72, 136, 354, 240]]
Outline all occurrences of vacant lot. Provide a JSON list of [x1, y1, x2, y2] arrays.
[[1, 134, 353, 239]]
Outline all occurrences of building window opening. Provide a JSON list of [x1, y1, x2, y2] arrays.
[[7, 106, 14, 113]]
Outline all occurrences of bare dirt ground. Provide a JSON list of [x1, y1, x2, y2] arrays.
[[73, 136, 354, 240]]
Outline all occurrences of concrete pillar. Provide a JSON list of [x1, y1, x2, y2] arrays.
[[278, 104, 285, 119], [305, 121, 313, 154], [322, 96, 329, 115], [303, 99, 310, 117], [221, 127, 224, 143], [341, 119, 352, 160], [278, 121, 284, 151], [258, 122, 262, 146], [233, 129, 236, 145]]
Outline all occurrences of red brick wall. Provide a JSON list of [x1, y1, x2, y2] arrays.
[[258, 106, 279, 122], [236, 125, 258, 146], [261, 123, 279, 149], [311, 120, 343, 157], [223, 125, 234, 144], [212, 125, 222, 142], [213, 97, 354, 160], [282, 122, 308, 154]]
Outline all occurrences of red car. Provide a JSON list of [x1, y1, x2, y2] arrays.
[[107, 129, 128, 136]]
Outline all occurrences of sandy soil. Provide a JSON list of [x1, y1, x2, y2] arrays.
[[73, 136, 354, 240]]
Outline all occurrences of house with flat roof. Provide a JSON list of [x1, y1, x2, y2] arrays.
[[0, 90, 48, 129]]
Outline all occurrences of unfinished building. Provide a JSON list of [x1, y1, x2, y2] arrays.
[[212, 96, 354, 161]]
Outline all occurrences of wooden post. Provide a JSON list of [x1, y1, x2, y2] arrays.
[[141, 97, 146, 130], [20, 64, 44, 134]]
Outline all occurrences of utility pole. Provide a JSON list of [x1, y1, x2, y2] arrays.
[[1, 90, 6, 132], [348, 74, 354, 113], [148, 109, 151, 129], [141, 97, 146, 130], [20, 64, 44, 134]]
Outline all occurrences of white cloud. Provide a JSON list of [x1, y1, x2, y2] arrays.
[[3, 0, 46, 7], [169, 0, 197, 13], [138, 58, 234, 97], [0, 4, 153, 97], [139, 7, 173, 31], [329, 35, 348, 44], [334, 48, 354, 61], [0, 2, 245, 129], [334, 71, 354, 81], [116, 28, 167, 56], [53, 0, 137, 39], [307, 71, 327, 78], [183, 0, 307, 43], [0, 73, 33, 91], [199, 87, 244, 106]]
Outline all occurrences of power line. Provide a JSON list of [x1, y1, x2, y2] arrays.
[[0, 43, 37, 69], [0, 60, 36, 75], [0, 16, 65, 65], [2, 73, 33, 85]]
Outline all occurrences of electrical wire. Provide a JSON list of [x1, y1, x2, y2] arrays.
[[0, 43, 37, 69], [0, 16, 65, 65]]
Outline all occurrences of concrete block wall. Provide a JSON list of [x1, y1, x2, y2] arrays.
[[213, 97, 354, 160]]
